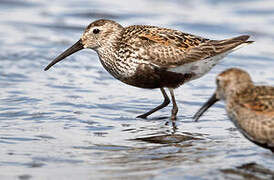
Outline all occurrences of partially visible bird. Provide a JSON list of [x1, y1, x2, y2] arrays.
[[194, 68, 274, 153], [44, 19, 253, 120]]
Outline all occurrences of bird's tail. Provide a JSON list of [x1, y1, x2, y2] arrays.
[[212, 35, 254, 53]]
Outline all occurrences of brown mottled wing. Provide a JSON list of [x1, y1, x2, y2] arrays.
[[132, 27, 251, 68], [242, 86, 274, 116], [238, 86, 274, 147]]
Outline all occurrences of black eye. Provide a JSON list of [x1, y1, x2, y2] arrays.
[[216, 79, 220, 85], [93, 28, 100, 34]]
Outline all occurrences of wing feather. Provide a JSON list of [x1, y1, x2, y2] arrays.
[[241, 86, 274, 115], [123, 26, 252, 68]]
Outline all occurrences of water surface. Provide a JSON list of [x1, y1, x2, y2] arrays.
[[0, 0, 274, 179]]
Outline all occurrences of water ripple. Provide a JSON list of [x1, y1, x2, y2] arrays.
[[0, 0, 273, 179]]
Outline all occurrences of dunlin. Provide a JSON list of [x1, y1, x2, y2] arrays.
[[44, 19, 253, 120], [194, 68, 274, 152]]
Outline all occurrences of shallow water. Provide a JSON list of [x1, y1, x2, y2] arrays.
[[0, 0, 274, 179]]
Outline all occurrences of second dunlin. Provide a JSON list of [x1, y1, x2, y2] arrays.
[[194, 68, 274, 153]]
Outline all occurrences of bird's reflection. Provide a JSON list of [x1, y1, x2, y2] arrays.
[[133, 120, 201, 144], [221, 162, 274, 179]]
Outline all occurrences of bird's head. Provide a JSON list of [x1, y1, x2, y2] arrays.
[[193, 68, 253, 121], [44, 19, 123, 71]]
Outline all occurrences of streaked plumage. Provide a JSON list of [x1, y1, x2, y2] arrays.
[[44, 19, 253, 120], [194, 68, 274, 152]]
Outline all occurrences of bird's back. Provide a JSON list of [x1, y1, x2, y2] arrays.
[[227, 86, 274, 150], [120, 25, 252, 68]]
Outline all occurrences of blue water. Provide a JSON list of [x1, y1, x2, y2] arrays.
[[0, 0, 274, 179]]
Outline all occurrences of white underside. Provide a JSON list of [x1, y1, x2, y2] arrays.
[[167, 43, 250, 79], [167, 52, 228, 80]]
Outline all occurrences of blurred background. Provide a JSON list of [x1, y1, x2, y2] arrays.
[[0, 0, 274, 179]]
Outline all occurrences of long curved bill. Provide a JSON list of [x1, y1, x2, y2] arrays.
[[44, 39, 83, 71], [193, 93, 219, 122]]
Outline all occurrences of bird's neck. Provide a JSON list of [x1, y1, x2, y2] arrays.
[[95, 32, 126, 79], [96, 40, 120, 67], [96, 29, 123, 60], [223, 82, 254, 102]]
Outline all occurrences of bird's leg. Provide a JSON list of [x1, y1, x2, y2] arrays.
[[137, 88, 170, 119], [169, 88, 178, 120]]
